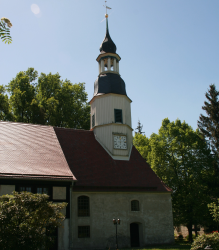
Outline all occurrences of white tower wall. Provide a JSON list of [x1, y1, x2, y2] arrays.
[[90, 94, 132, 128], [90, 94, 133, 160]]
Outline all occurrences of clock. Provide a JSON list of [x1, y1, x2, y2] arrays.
[[114, 135, 127, 149]]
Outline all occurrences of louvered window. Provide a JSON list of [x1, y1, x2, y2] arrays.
[[78, 196, 90, 217], [92, 114, 95, 127], [114, 109, 123, 123], [131, 200, 140, 211]]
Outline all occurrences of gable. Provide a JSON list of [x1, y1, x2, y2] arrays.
[[54, 127, 171, 192]]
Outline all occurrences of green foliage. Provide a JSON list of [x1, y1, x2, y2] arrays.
[[191, 232, 219, 250], [208, 199, 219, 224], [0, 85, 12, 120], [3, 68, 90, 129], [198, 84, 219, 158], [135, 120, 145, 134], [198, 84, 219, 196], [0, 17, 12, 44], [37, 72, 90, 129], [133, 133, 150, 161], [7, 68, 38, 123], [133, 118, 213, 242], [0, 191, 67, 250], [184, 234, 196, 241]]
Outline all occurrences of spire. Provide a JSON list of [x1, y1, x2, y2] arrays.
[[99, 8, 117, 54]]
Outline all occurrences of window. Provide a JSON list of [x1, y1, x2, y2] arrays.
[[131, 200, 140, 211], [78, 226, 90, 238], [18, 186, 51, 197], [37, 187, 49, 194], [78, 196, 90, 217], [114, 109, 123, 123], [20, 187, 31, 192], [92, 114, 95, 127]]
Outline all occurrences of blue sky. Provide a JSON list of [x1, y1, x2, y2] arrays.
[[1, 0, 219, 137]]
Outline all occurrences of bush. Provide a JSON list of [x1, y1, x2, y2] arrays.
[[178, 234, 184, 240], [191, 232, 219, 250], [0, 191, 67, 250], [185, 234, 197, 241]]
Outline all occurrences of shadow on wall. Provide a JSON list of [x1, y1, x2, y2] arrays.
[[106, 234, 130, 249]]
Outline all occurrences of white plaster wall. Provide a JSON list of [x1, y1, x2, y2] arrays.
[[0, 185, 15, 196], [58, 219, 69, 250], [53, 187, 66, 200], [94, 124, 132, 156], [71, 192, 174, 249], [91, 94, 132, 128]]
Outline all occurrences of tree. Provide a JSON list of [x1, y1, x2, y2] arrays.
[[135, 120, 145, 134], [133, 118, 213, 242], [5, 68, 90, 129], [0, 85, 12, 120], [0, 191, 67, 250], [7, 68, 39, 123], [198, 84, 219, 195], [208, 199, 219, 228], [0, 17, 12, 44], [37, 72, 90, 129], [133, 133, 150, 161]]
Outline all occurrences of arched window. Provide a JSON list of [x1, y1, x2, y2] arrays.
[[78, 196, 90, 217], [131, 200, 139, 211]]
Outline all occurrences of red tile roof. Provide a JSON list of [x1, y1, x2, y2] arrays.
[[54, 127, 171, 192], [0, 121, 171, 191], [0, 122, 75, 181]]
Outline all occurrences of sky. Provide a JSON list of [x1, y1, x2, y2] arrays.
[[1, 0, 219, 137]]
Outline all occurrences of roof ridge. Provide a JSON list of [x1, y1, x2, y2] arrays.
[[0, 120, 52, 128], [54, 127, 92, 132], [0, 121, 92, 132]]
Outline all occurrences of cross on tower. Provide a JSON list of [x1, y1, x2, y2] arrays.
[[103, 1, 112, 16]]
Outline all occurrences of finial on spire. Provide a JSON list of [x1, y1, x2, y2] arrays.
[[103, 1, 111, 18], [99, 0, 116, 54]]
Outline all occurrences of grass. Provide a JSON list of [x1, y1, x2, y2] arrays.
[[119, 240, 191, 250]]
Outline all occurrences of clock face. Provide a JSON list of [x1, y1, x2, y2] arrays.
[[114, 135, 127, 149]]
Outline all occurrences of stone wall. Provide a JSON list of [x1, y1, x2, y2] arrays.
[[71, 192, 174, 249]]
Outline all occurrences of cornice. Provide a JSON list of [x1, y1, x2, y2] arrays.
[[96, 52, 121, 62], [99, 71, 120, 76], [89, 92, 132, 104], [92, 122, 133, 131]]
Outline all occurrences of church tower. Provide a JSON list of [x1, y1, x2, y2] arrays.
[[90, 14, 133, 160]]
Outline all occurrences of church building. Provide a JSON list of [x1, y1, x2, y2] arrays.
[[0, 13, 174, 250]]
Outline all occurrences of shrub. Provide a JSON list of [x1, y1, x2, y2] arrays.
[[191, 232, 219, 250], [178, 234, 184, 240], [185, 234, 197, 241], [0, 191, 67, 250]]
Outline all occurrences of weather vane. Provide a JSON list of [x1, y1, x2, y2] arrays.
[[103, 1, 112, 18]]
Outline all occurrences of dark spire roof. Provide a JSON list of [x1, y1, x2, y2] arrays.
[[99, 17, 117, 54], [94, 73, 126, 96]]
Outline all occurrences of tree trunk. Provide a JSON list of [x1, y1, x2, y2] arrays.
[[194, 224, 198, 237], [187, 224, 193, 242]]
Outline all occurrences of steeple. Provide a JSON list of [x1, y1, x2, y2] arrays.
[[90, 7, 133, 161], [99, 17, 117, 54], [94, 13, 127, 97]]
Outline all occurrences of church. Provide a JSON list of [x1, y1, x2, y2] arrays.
[[0, 13, 174, 250]]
